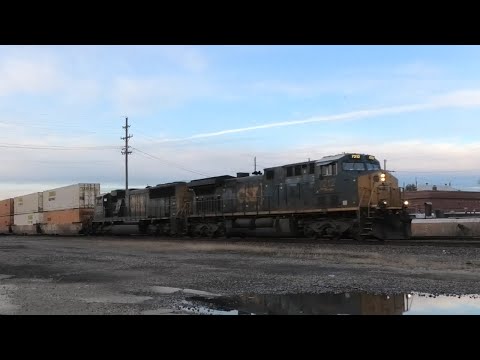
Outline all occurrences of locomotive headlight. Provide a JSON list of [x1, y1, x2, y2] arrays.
[[382, 200, 387, 205], [380, 173, 386, 182], [403, 200, 409, 206]]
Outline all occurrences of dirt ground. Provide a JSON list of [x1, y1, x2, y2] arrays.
[[0, 235, 479, 314]]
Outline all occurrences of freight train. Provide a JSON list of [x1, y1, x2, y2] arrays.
[[91, 153, 413, 241], [0, 184, 100, 236]]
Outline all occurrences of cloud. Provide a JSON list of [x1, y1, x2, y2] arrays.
[[110, 75, 214, 114], [0, 50, 103, 109], [429, 89, 480, 107], [3, 128, 480, 200], [248, 61, 446, 99], [393, 61, 444, 77], [61, 79, 103, 106], [250, 79, 382, 97], [157, 46, 208, 73], [0, 56, 64, 96], [251, 81, 316, 96], [132, 136, 480, 181]]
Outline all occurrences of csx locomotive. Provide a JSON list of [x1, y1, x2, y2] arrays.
[[92, 153, 412, 241]]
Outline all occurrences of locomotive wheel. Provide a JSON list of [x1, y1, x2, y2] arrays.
[[303, 225, 318, 239], [349, 224, 365, 241], [201, 225, 212, 238], [214, 224, 226, 238], [318, 224, 338, 240]]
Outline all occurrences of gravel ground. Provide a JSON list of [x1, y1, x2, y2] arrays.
[[0, 235, 479, 314]]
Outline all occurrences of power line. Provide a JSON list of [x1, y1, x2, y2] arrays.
[[0, 143, 120, 150], [132, 147, 211, 177]]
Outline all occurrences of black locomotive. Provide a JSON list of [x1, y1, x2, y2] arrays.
[[92, 153, 412, 240]]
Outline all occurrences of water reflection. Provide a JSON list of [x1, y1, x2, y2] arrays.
[[405, 294, 480, 315], [186, 292, 480, 315]]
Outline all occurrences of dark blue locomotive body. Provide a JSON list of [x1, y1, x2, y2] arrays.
[[92, 153, 411, 240]]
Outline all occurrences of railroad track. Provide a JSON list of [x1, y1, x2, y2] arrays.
[[84, 234, 480, 247], [234, 236, 480, 247], [5, 233, 480, 247]]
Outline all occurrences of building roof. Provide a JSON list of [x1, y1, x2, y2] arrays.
[[416, 184, 458, 191]]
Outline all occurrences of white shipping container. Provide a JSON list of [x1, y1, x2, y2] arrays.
[[43, 183, 100, 211], [14, 212, 44, 226], [14, 193, 43, 215]]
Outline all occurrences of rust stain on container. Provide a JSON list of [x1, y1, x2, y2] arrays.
[[0, 215, 13, 233], [0, 199, 14, 217], [43, 208, 94, 225]]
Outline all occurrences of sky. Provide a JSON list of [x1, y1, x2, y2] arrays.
[[2, 45, 480, 199], [404, 294, 480, 315]]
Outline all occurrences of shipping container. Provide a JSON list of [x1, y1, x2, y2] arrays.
[[14, 212, 44, 226], [41, 223, 84, 235], [43, 208, 94, 225], [0, 215, 13, 234], [0, 199, 14, 217], [43, 183, 100, 212], [0, 215, 13, 226], [11, 225, 40, 235], [14, 193, 43, 215]]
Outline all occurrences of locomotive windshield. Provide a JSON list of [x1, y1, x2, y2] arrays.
[[342, 162, 366, 171], [342, 162, 381, 171], [366, 163, 381, 171], [342, 154, 381, 171]]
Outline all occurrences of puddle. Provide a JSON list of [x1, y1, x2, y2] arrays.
[[179, 301, 244, 315], [183, 292, 480, 315], [182, 289, 219, 297], [142, 308, 187, 315], [151, 286, 183, 294], [82, 295, 153, 304], [151, 286, 219, 297], [405, 294, 480, 315], [0, 274, 14, 280]]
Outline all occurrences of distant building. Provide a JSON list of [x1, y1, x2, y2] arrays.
[[404, 184, 480, 215], [415, 184, 457, 192]]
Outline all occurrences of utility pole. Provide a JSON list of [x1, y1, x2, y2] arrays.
[[121, 116, 132, 216]]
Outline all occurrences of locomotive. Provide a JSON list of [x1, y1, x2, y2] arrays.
[[92, 153, 412, 241]]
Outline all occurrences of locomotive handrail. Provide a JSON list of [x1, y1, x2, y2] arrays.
[[367, 182, 379, 217]]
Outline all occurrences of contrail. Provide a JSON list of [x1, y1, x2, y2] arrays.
[[186, 103, 435, 139], [143, 89, 480, 143]]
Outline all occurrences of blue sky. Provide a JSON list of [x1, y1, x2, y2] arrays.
[[2, 45, 480, 198]]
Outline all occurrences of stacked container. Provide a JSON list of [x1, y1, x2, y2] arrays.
[[0, 198, 14, 234], [41, 183, 100, 235], [13, 193, 43, 234]]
